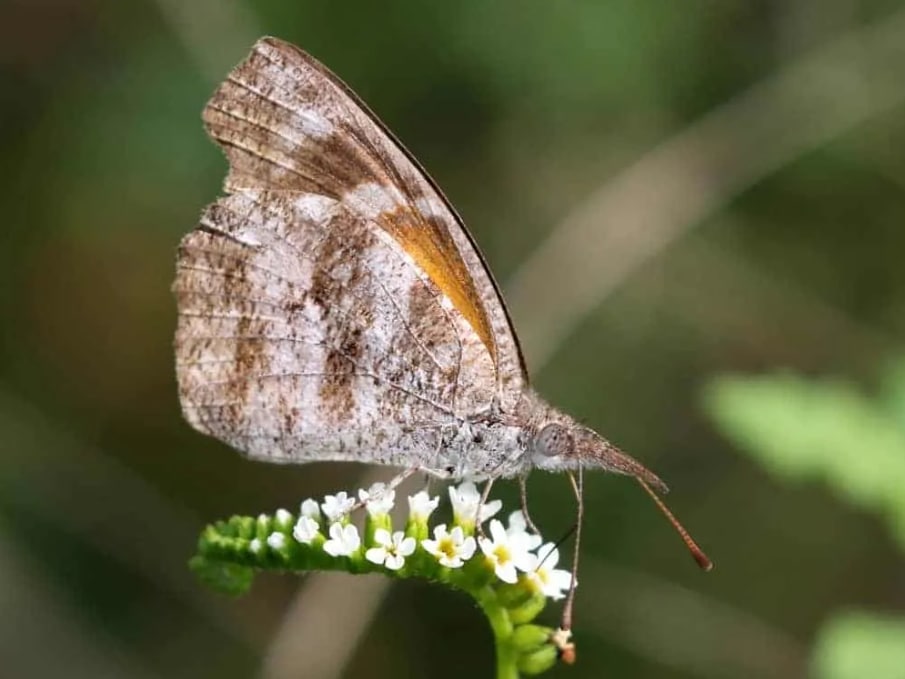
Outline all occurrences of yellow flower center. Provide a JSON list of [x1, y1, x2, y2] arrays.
[[439, 537, 456, 559], [493, 545, 511, 564]]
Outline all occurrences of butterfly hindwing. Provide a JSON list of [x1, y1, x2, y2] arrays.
[[175, 189, 494, 467]]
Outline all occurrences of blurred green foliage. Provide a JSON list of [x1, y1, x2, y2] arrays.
[[812, 612, 905, 679], [3, 0, 905, 677], [704, 365, 905, 678], [704, 365, 905, 549]]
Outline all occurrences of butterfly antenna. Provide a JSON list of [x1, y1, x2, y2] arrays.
[[637, 477, 712, 571]]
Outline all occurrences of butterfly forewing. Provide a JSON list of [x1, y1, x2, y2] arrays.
[[175, 38, 526, 468], [200, 38, 525, 394]]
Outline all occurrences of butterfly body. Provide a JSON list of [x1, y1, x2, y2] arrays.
[[174, 37, 667, 494]]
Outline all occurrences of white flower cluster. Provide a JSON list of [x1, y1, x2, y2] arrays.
[[480, 517, 573, 600], [262, 480, 573, 599]]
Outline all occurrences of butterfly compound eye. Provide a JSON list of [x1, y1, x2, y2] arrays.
[[534, 423, 574, 458]]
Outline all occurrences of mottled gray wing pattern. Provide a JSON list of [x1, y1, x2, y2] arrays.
[[174, 37, 526, 468]]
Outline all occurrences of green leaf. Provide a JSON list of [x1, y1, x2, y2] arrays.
[[702, 372, 905, 550], [812, 611, 905, 679], [189, 556, 253, 596]]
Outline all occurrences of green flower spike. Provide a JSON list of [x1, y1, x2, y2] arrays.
[[191, 481, 575, 678]]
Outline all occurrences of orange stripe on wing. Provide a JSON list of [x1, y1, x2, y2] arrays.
[[379, 205, 497, 366]]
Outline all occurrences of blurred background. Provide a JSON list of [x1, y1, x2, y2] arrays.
[[2, 1, 905, 677]]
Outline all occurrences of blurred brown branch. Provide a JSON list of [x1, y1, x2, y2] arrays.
[[0, 386, 264, 651], [507, 7, 905, 370], [655, 232, 895, 365], [0, 535, 166, 679]]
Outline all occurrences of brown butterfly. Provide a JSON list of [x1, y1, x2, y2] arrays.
[[173, 36, 711, 635]]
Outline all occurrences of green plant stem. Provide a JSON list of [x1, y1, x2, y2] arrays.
[[475, 586, 520, 679]]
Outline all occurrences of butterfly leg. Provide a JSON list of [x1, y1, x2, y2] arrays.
[[474, 477, 497, 538], [387, 466, 421, 492], [518, 475, 542, 535], [350, 467, 421, 513], [421, 471, 434, 494]]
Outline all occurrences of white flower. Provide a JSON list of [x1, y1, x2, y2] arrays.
[[524, 543, 574, 600], [421, 524, 476, 568], [249, 538, 263, 554], [506, 510, 542, 551], [300, 499, 321, 521], [407, 490, 440, 522], [275, 508, 293, 529], [267, 532, 287, 550], [365, 528, 416, 571], [449, 481, 502, 526], [321, 492, 355, 522], [478, 519, 536, 583], [323, 522, 361, 557], [293, 516, 320, 544], [358, 483, 395, 516]]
